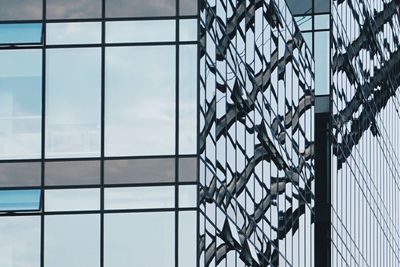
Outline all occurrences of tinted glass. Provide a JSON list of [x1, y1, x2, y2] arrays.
[[315, 0, 330, 13], [105, 46, 175, 156], [105, 186, 175, 210], [106, 20, 175, 43], [0, 190, 41, 211], [0, 216, 40, 267], [0, 24, 42, 45], [0, 49, 42, 159], [45, 160, 100, 186], [47, 0, 101, 19], [315, 14, 330, 30], [0, 162, 41, 187], [0, 0, 42, 21], [45, 188, 100, 211], [46, 48, 101, 158], [45, 214, 100, 267], [286, 0, 312, 15], [180, 0, 198, 16], [178, 211, 196, 267], [104, 158, 175, 184], [104, 212, 175, 267], [46, 22, 101, 45], [178, 157, 197, 182], [315, 31, 329, 95], [105, 0, 175, 18]]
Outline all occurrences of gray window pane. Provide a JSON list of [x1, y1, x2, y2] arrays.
[[106, 20, 175, 43], [45, 188, 100, 211], [0, 24, 42, 45], [0, 0, 42, 21], [179, 157, 197, 182], [45, 160, 100, 186], [105, 0, 175, 18], [0, 162, 41, 187], [105, 186, 175, 210], [46, 22, 101, 45], [0, 49, 42, 160], [178, 211, 196, 267], [46, 48, 101, 158], [47, 0, 101, 19], [105, 46, 175, 156], [104, 158, 175, 184], [0, 216, 40, 267], [315, 0, 330, 13], [286, 0, 312, 15], [45, 214, 100, 267], [105, 212, 175, 267], [0, 189, 41, 211], [180, 0, 197, 16]]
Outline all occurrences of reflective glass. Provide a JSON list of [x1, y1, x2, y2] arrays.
[[105, 0, 175, 18], [315, 0, 330, 13], [46, 22, 101, 45], [0, 216, 40, 267], [105, 186, 175, 210], [315, 31, 329, 95], [45, 188, 100, 211], [180, 0, 198, 16], [179, 19, 197, 41], [179, 211, 196, 267], [315, 14, 330, 30], [178, 157, 197, 182], [0, 0, 42, 21], [46, 48, 101, 158], [179, 185, 197, 208], [45, 214, 100, 267], [105, 46, 175, 156], [294, 16, 312, 31], [0, 24, 42, 45], [0, 189, 41, 211], [0, 162, 41, 187], [47, 0, 102, 19], [106, 20, 175, 43], [286, 0, 312, 15], [45, 160, 100, 186], [104, 158, 175, 184], [0, 49, 42, 159], [179, 45, 197, 154], [104, 212, 175, 267]]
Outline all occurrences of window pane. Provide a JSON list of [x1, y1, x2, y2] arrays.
[[315, 31, 329, 95], [179, 185, 197, 208], [180, 0, 197, 16], [0, 24, 42, 45], [46, 48, 101, 158], [46, 22, 101, 45], [0, 216, 40, 267], [105, 0, 175, 18], [104, 158, 175, 184], [315, 14, 330, 30], [179, 19, 197, 41], [45, 160, 100, 186], [179, 211, 196, 267], [106, 20, 175, 43], [105, 212, 175, 267], [179, 45, 197, 154], [45, 214, 100, 267], [47, 0, 101, 19], [0, 0, 42, 21], [179, 157, 197, 182], [45, 188, 100, 211], [0, 162, 41, 187], [315, 0, 330, 13], [286, 0, 312, 15], [105, 186, 175, 210], [294, 16, 312, 31], [0, 189, 41, 212], [0, 49, 42, 159], [105, 46, 175, 156]]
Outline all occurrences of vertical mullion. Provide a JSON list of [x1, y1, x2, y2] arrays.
[[175, 1, 180, 266]]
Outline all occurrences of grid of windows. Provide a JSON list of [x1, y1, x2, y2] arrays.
[[0, 1, 198, 267]]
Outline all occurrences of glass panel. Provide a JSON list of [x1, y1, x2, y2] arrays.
[[0, 190, 41, 211], [180, 0, 197, 16], [303, 32, 313, 50], [45, 160, 100, 186], [104, 158, 175, 184], [285, 0, 312, 15], [179, 211, 196, 267], [105, 0, 175, 18], [46, 48, 101, 158], [315, 0, 330, 13], [179, 157, 197, 182], [179, 45, 197, 154], [104, 212, 175, 267], [315, 14, 330, 30], [105, 186, 175, 210], [106, 20, 175, 43], [45, 214, 100, 267], [47, 0, 101, 19], [0, 0, 42, 21], [179, 19, 197, 41], [315, 31, 329, 95], [294, 16, 312, 31], [0, 49, 42, 159], [0, 216, 40, 267], [105, 46, 175, 156], [179, 185, 197, 208], [46, 22, 101, 45], [45, 188, 100, 211], [0, 24, 42, 45], [0, 162, 41, 187]]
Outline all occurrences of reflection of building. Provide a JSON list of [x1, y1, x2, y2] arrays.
[[1, 0, 400, 266]]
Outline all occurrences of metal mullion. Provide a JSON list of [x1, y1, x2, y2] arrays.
[[175, 0, 180, 266]]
